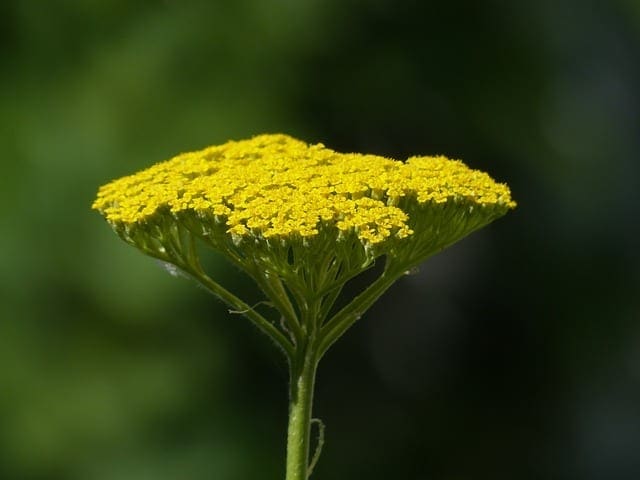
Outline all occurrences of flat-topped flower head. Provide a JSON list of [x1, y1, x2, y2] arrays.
[[93, 133, 514, 335], [94, 133, 513, 260]]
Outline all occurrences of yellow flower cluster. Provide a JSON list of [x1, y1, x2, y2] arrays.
[[93, 134, 515, 245]]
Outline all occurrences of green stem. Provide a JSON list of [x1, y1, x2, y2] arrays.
[[254, 270, 304, 344], [318, 261, 404, 358], [188, 267, 296, 359], [286, 344, 319, 480]]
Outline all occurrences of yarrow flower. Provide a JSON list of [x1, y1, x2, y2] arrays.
[[93, 133, 515, 480], [93, 133, 514, 285]]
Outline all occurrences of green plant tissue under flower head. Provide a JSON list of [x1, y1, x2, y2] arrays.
[[93, 133, 515, 284]]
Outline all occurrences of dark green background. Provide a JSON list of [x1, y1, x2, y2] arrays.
[[1, 1, 639, 479]]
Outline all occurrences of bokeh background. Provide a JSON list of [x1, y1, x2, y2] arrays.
[[1, 1, 639, 479]]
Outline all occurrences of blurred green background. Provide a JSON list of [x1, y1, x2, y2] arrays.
[[1, 1, 639, 479]]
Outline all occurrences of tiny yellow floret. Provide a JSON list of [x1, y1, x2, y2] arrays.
[[92, 134, 515, 247]]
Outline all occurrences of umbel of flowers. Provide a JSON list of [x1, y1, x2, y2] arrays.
[[93, 134, 515, 480]]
